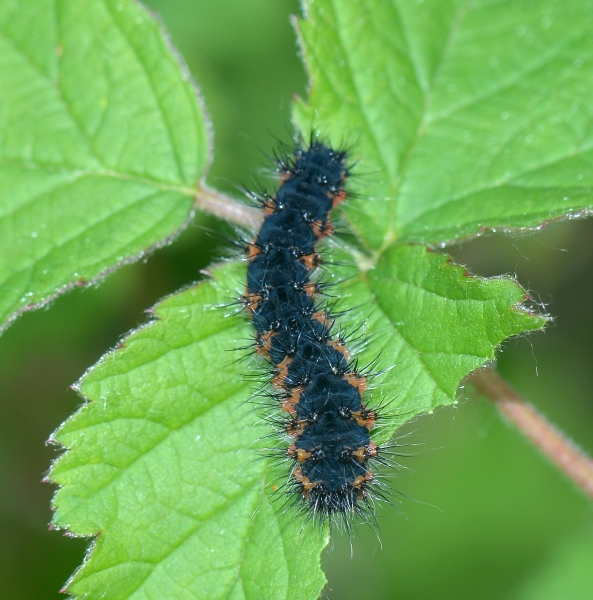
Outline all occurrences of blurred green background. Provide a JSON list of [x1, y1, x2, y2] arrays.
[[1, 1, 592, 598]]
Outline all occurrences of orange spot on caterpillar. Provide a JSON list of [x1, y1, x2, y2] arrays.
[[328, 338, 350, 360], [293, 467, 320, 496], [246, 241, 260, 261], [312, 310, 333, 329], [255, 331, 273, 358], [280, 386, 302, 413], [242, 290, 264, 314], [287, 444, 312, 462], [303, 282, 320, 298], [312, 219, 334, 239], [272, 356, 292, 388], [352, 441, 379, 462], [300, 252, 322, 270], [289, 386, 303, 404], [366, 441, 379, 457], [263, 197, 276, 214], [286, 418, 308, 437], [352, 447, 367, 462], [331, 189, 348, 208], [351, 408, 377, 431], [351, 471, 373, 490], [280, 399, 296, 414], [345, 372, 368, 395]]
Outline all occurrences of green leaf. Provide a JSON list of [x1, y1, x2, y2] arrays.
[[295, 0, 593, 249], [0, 0, 209, 333], [50, 262, 328, 600], [330, 244, 545, 440], [50, 248, 544, 598]]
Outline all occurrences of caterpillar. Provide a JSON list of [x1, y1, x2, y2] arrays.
[[242, 140, 389, 527]]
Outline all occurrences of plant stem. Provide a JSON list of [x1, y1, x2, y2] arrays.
[[195, 185, 262, 229], [470, 367, 593, 501]]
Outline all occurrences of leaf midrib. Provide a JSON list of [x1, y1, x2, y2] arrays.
[[381, 0, 470, 250], [103, 0, 186, 185], [0, 158, 197, 200]]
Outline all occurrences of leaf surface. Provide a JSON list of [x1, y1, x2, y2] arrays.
[[50, 262, 328, 600], [0, 0, 209, 332], [50, 248, 544, 598], [330, 244, 545, 440], [296, 0, 593, 248]]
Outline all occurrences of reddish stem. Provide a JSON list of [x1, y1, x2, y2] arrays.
[[470, 367, 593, 501], [195, 185, 262, 229]]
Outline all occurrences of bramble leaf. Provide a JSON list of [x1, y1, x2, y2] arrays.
[[328, 243, 546, 442], [50, 246, 544, 598], [50, 262, 328, 600], [295, 0, 593, 249], [0, 0, 209, 333]]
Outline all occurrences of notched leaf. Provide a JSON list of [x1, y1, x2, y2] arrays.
[[333, 244, 547, 441], [0, 0, 210, 333], [295, 0, 593, 249], [48, 262, 327, 600]]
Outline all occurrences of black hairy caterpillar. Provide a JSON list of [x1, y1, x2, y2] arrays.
[[241, 140, 390, 527]]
